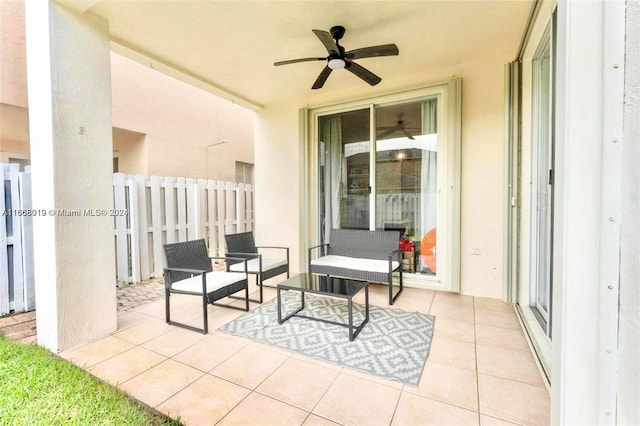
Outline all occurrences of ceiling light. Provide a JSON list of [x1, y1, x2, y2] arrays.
[[328, 58, 346, 70]]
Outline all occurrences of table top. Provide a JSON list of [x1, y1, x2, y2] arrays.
[[278, 273, 367, 298]]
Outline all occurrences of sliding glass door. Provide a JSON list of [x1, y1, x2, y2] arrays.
[[313, 82, 461, 290]]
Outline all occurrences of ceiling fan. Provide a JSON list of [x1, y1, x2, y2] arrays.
[[377, 113, 419, 140], [274, 25, 399, 89]]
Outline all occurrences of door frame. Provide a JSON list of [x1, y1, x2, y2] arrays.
[[305, 80, 461, 292]]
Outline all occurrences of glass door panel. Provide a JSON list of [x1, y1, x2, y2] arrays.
[[375, 100, 438, 276], [318, 108, 371, 245], [531, 29, 552, 332]]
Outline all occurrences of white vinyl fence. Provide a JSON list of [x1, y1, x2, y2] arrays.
[[113, 173, 254, 284], [0, 165, 253, 315], [375, 193, 420, 230], [0, 164, 35, 315]]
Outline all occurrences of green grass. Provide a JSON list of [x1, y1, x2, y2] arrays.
[[0, 337, 181, 425]]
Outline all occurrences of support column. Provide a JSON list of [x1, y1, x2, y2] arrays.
[[24, 1, 116, 352]]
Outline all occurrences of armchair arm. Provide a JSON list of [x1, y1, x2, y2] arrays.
[[165, 267, 207, 275], [255, 245, 289, 251], [388, 248, 402, 272], [224, 252, 260, 259], [210, 256, 249, 274], [209, 253, 250, 274], [308, 243, 329, 273], [164, 266, 207, 291], [224, 252, 261, 272], [309, 243, 329, 258]]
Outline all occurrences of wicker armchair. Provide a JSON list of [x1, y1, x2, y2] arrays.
[[163, 239, 249, 334], [225, 232, 289, 303]]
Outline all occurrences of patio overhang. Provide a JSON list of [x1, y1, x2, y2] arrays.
[[56, 0, 533, 110]]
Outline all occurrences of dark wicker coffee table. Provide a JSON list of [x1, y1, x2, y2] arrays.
[[276, 273, 369, 341]]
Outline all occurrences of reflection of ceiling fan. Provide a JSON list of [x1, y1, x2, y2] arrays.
[[274, 25, 399, 89], [377, 113, 420, 140]]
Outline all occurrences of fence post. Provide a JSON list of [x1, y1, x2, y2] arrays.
[[216, 181, 226, 253], [149, 176, 163, 277], [0, 165, 10, 315], [206, 179, 217, 256], [164, 176, 176, 244], [134, 174, 150, 280], [114, 173, 129, 283], [186, 178, 197, 240], [236, 183, 245, 233], [8, 165, 25, 312], [19, 168, 35, 311], [245, 184, 253, 232], [197, 179, 207, 240], [176, 177, 187, 242], [128, 177, 141, 283], [225, 181, 235, 234]]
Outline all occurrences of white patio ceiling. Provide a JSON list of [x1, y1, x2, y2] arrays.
[[57, 1, 533, 110]]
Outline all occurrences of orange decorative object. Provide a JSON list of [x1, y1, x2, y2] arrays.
[[420, 227, 437, 273]]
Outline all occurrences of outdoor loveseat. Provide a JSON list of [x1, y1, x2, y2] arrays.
[[163, 239, 249, 334], [308, 229, 403, 305]]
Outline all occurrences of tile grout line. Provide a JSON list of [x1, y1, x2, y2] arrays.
[[305, 366, 345, 423], [473, 296, 481, 426]]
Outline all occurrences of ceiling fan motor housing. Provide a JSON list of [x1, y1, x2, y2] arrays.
[[330, 25, 346, 41]]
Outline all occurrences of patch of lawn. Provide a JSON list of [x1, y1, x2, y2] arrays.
[[0, 337, 181, 425]]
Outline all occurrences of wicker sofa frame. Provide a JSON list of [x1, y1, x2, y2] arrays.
[[308, 229, 403, 305]]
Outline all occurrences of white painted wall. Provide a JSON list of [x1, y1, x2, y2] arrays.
[[256, 54, 509, 297]]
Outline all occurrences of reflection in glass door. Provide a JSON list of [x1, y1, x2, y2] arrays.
[[318, 108, 370, 245], [375, 100, 438, 276]]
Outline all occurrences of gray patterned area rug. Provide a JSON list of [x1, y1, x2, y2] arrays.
[[218, 292, 435, 386]]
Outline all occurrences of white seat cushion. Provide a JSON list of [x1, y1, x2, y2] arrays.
[[228, 258, 287, 273], [171, 271, 246, 294], [311, 255, 399, 274]]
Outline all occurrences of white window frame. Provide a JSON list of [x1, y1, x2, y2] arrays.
[[529, 23, 553, 334]]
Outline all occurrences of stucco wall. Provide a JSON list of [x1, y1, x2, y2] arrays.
[[256, 54, 509, 298], [1, 1, 254, 182], [110, 52, 254, 180], [0, 0, 27, 108]]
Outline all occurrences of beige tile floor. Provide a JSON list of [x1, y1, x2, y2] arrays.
[[60, 277, 550, 426]]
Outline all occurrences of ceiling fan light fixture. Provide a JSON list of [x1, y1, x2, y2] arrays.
[[328, 58, 346, 70]]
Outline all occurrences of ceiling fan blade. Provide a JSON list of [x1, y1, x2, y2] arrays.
[[377, 128, 396, 139], [346, 44, 399, 60], [312, 66, 333, 89], [346, 61, 382, 86], [274, 57, 326, 66], [402, 129, 416, 140], [312, 29, 340, 55]]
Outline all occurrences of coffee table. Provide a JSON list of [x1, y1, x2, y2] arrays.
[[276, 273, 369, 341]]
